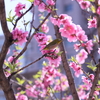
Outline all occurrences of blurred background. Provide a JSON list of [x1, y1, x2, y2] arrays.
[[0, 0, 97, 99]]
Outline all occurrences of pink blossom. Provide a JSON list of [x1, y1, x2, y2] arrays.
[[78, 89, 87, 100], [94, 91, 99, 96], [85, 40, 93, 53], [44, 50, 61, 67], [88, 17, 97, 28], [4, 69, 11, 77], [80, 84, 90, 91], [41, 23, 49, 33], [16, 93, 28, 100], [76, 0, 83, 2], [34, 0, 41, 6], [12, 28, 28, 45], [43, 74, 54, 86], [76, 25, 83, 32], [51, 14, 72, 27], [7, 49, 10, 54], [7, 55, 19, 63], [76, 49, 88, 64], [54, 85, 61, 91], [63, 23, 76, 34], [69, 62, 78, 71], [82, 76, 92, 87], [89, 74, 94, 81], [74, 44, 81, 52], [97, 7, 100, 15], [98, 48, 100, 54], [38, 3, 46, 12], [79, 1, 90, 10], [54, 75, 68, 91], [74, 66, 83, 77], [60, 23, 77, 42], [15, 3, 26, 17], [62, 95, 73, 100], [41, 67, 54, 87], [26, 85, 39, 98], [34, 33, 48, 46], [8, 56, 14, 63], [46, 0, 55, 5], [76, 30, 88, 42], [98, 0, 100, 5], [69, 62, 83, 77], [50, 17, 60, 26], [59, 14, 72, 25]]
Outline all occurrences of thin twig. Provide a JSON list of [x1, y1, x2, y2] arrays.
[[13, 4, 33, 29], [28, 6, 35, 39], [9, 53, 47, 80], [36, 13, 51, 29], [88, 63, 100, 100], [49, 86, 58, 100]]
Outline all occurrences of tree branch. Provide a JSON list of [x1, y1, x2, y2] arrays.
[[51, 8, 79, 100], [9, 53, 46, 79], [0, 0, 16, 100], [13, 4, 34, 29], [88, 63, 100, 100], [13, 13, 51, 63]]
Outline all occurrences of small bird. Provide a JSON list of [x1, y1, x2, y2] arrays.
[[42, 38, 62, 50]]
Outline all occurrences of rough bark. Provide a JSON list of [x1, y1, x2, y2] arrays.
[[0, 0, 16, 100]]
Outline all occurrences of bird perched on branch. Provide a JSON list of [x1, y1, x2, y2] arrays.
[[42, 38, 62, 50]]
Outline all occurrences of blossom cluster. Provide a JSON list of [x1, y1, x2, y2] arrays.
[[51, 14, 93, 65], [34, 0, 55, 12], [23, 33, 71, 99], [50, 13, 100, 99], [12, 28, 28, 45], [34, 33, 61, 66], [9, 0, 100, 99], [25, 66, 69, 99], [15, 3, 26, 17], [77, 74, 99, 100]]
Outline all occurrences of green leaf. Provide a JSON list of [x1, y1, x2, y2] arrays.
[[6, 18, 12, 22], [28, 81, 32, 84], [16, 77, 25, 85], [7, 63, 16, 72], [98, 80, 100, 85], [95, 87, 100, 91], [33, 70, 42, 79], [93, 35, 99, 43], [15, 46, 22, 50], [52, 8, 58, 11], [90, 5, 96, 13], [19, 56, 24, 60], [33, 74, 40, 79], [68, 56, 77, 62], [4, 61, 9, 66], [56, 51, 63, 56], [37, 70, 42, 75], [42, 61, 48, 66], [11, 15, 16, 21], [86, 0, 95, 2], [7, 10, 16, 22], [20, 91, 26, 94], [87, 65, 96, 71], [26, 0, 34, 2]]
